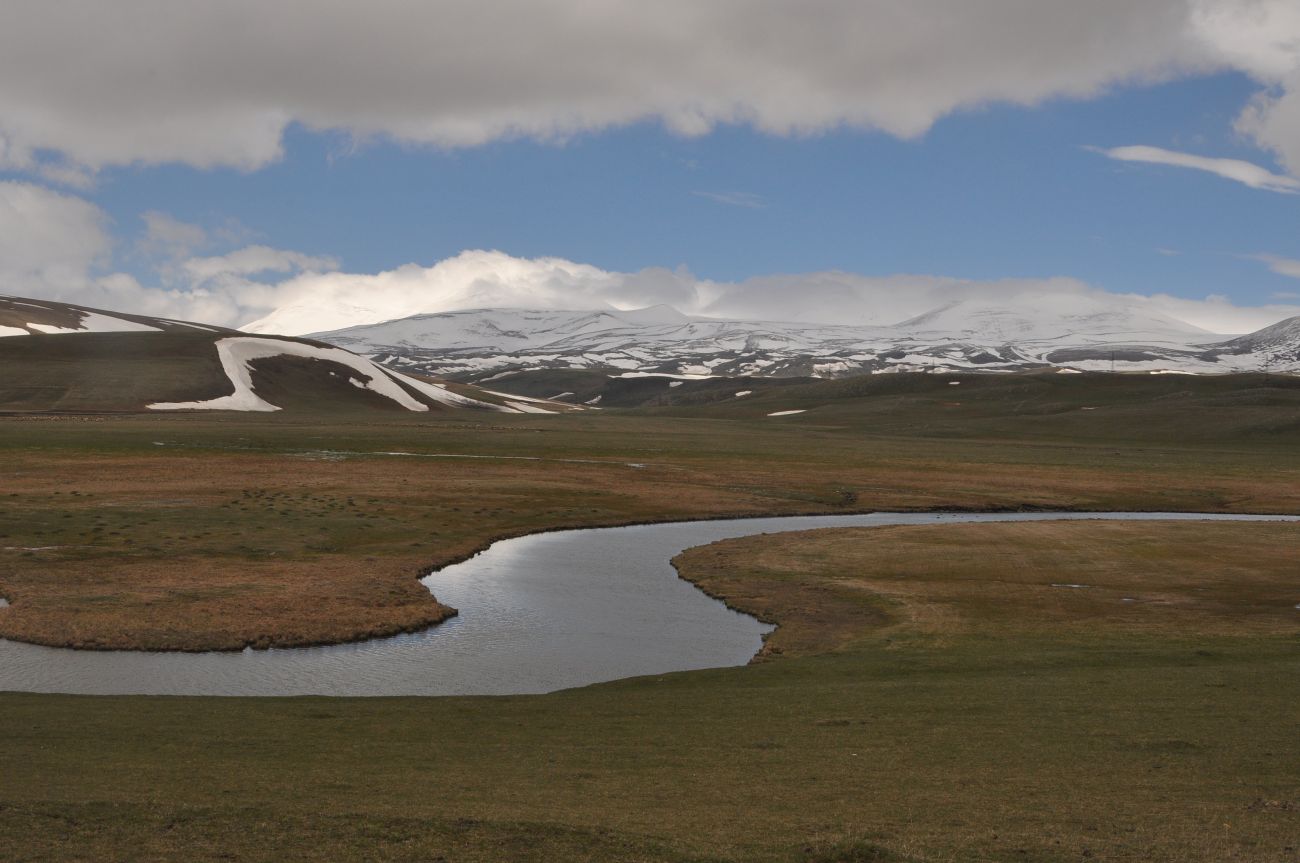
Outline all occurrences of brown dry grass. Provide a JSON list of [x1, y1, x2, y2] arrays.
[[2, 408, 1298, 651], [0, 447, 832, 650]]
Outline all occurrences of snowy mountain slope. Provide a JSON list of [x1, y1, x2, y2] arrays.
[[0, 297, 579, 414], [0, 295, 230, 337], [1213, 316, 1300, 357], [893, 296, 1210, 346], [307, 302, 1297, 380], [146, 336, 512, 413]]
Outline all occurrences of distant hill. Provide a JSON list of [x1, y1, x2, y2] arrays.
[[307, 304, 1300, 381], [0, 295, 237, 338], [473, 366, 1300, 447], [0, 296, 576, 414]]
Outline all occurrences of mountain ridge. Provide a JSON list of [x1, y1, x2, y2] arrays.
[[306, 302, 1297, 381]]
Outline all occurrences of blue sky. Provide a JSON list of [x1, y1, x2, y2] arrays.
[[2, 1, 1299, 331], [82, 71, 1297, 305]]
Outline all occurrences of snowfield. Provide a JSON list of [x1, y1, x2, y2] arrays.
[[307, 303, 1300, 381]]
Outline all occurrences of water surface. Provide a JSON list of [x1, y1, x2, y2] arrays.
[[0, 511, 1292, 696]]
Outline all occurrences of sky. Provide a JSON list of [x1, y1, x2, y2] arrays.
[[1, 0, 1299, 334]]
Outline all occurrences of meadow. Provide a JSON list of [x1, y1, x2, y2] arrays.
[[1, 372, 1297, 860]]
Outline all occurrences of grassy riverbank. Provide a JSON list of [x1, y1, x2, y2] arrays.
[[2, 520, 1298, 861], [2, 372, 1299, 650]]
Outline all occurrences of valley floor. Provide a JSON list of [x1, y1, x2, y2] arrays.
[[1, 375, 1298, 860], [2, 521, 1298, 862]]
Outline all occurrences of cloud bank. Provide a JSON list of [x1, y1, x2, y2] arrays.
[[3, 181, 1296, 337], [239, 252, 1300, 337], [5, 181, 1296, 338], [3, 0, 1296, 181]]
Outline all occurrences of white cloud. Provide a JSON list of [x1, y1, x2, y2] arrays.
[[4, 181, 1296, 337], [0, 1, 1219, 175], [1093, 145, 1300, 192], [1189, 0, 1300, 80], [0, 184, 338, 327], [1249, 253, 1300, 279], [181, 246, 339, 284], [0, 181, 111, 292], [0, 1, 1295, 191], [692, 191, 765, 209], [1234, 84, 1300, 174], [1189, 0, 1300, 172], [1139, 291, 1300, 332], [238, 249, 1300, 337], [138, 211, 210, 262], [241, 251, 646, 334]]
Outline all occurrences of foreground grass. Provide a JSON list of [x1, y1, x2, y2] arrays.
[[2, 521, 1299, 861], [2, 375, 1299, 649]]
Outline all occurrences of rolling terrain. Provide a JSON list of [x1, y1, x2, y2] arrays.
[[2, 440, 1297, 861], [0, 296, 573, 415], [3, 294, 1300, 861]]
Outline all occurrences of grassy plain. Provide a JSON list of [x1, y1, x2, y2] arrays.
[[674, 520, 1300, 658], [2, 372, 1299, 650], [2, 522, 1298, 862], [1, 372, 1299, 861]]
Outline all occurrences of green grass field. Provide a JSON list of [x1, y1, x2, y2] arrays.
[[1, 373, 1298, 861]]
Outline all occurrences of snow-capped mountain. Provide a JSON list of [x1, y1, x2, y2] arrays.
[[308, 303, 1299, 380], [892, 295, 1209, 345]]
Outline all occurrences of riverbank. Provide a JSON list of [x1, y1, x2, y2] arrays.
[[3, 518, 1298, 861], [3, 393, 1299, 651]]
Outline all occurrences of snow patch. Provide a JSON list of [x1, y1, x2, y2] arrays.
[[28, 312, 159, 335], [767, 409, 806, 417], [394, 374, 510, 410], [617, 372, 715, 380], [149, 337, 434, 412], [506, 401, 555, 414], [734, 390, 753, 398], [481, 388, 559, 406]]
